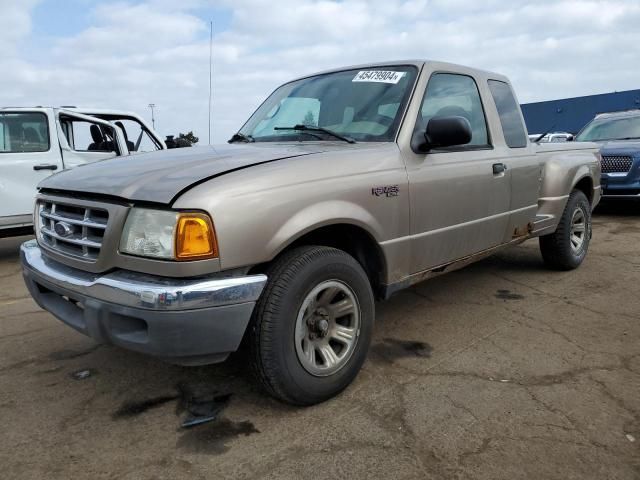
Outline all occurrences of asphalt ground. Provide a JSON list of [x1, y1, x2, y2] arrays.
[[1, 201, 639, 479]]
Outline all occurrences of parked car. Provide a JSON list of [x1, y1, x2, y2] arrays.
[[575, 109, 640, 198], [0, 107, 165, 237], [528, 132, 574, 143], [20, 60, 601, 405]]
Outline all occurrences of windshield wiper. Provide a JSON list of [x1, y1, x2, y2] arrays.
[[228, 132, 254, 143], [274, 124, 356, 144], [611, 136, 640, 141]]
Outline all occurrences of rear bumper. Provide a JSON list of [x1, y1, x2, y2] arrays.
[[20, 240, 267, 365]]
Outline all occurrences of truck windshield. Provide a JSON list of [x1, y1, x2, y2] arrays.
[[237, 66, 418, 143], [576, 114, 640, 142]]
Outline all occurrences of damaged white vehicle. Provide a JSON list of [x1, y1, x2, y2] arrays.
[[0, 107, 165, 237]]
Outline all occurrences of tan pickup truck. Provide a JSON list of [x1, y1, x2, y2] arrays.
[[21, 60, 601, 405]]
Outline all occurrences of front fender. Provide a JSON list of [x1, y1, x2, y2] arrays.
[[267, 200, 384, 258], [173, 144, 410, 273]]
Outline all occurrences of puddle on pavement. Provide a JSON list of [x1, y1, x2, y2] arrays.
[[372, 338, 433, 363], [495, 289, 525, 300], [176, 418, 260, 454]]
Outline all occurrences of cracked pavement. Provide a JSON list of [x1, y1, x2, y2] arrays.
[[0, 202, 639, 479]]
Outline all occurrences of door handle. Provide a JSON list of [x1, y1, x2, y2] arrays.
[[33, 164, 58, 171], [492, 163, 507, 175]]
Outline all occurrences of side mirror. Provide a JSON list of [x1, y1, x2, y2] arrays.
[[411, 116, 473, 153]]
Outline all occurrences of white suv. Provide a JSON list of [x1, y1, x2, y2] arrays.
[[0, 107, 165, 236]]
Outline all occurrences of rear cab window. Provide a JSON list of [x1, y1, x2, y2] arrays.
[[0, 112, 50, 153], [487, 80, 528, 148]]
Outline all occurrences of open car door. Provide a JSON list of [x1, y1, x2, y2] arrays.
[[0, 109, 62, 233], [55, 109, 129, 168]]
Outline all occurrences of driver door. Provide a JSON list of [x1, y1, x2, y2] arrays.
[[402, 72, 512, 272], [55, 109, 129, 168]]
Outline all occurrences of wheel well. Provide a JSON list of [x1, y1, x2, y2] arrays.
[[251, 224, 387, 300], [574, 176, 593, 204]]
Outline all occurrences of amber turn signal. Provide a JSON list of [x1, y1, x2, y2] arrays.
[[175, 213, 218, 260]]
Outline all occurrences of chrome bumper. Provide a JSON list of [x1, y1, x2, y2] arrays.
[[20, 240, 268, 365], [20, 240, 267, 311]]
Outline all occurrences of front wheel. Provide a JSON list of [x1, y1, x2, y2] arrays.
[[539, 189, 592, 270], [249, 246, 375, 405]]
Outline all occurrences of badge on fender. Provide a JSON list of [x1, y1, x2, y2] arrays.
[[372, 185, 399, 197]]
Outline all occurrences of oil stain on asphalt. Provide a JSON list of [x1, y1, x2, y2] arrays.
[[49, 344, 102, 360], [112, 394, 179, 419], [495, 289, 525, 300], [112, 382, 259, 453], [372, 338, 433, 363], [177, 418, 260, 454]]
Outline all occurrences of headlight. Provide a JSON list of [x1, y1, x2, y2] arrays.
[[120, 208, 218, 261]]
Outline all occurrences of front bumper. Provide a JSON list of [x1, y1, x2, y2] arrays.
[[601, 158, 640, 197], [20, 240, 267, 365]]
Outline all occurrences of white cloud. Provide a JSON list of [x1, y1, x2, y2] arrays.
[[0, 0, 41, 54], [1, 0, 639, 143]]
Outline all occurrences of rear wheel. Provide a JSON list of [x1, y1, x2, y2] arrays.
[[249, 246, 374, 405], [539, 189, 591, 270]]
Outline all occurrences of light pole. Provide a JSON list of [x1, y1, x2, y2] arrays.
[[148, 103, 156, 129]]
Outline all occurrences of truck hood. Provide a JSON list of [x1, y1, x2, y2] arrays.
[[39, 144, 328, 204], [597, 140, 640, 157]]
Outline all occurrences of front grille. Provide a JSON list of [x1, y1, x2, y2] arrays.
[[601, 155, 633, 174], [37, 200, 109, 261]]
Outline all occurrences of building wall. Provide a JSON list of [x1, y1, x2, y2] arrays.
[[521, 89, 640, 134]]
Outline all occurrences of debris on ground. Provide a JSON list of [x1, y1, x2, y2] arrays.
[[70, 369, 93, 380], [180, 390, 232, 429]]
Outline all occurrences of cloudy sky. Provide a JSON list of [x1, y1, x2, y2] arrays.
[[1, 0, 638, 143]]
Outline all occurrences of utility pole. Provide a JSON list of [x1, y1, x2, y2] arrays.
[[148, 103, 156, 129], [208, 20, 213, 144]]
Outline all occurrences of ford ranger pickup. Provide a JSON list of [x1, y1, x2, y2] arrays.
[[20, 61, 601, 405]]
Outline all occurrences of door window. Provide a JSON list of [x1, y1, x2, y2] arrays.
[[64, 119, 117, 153], [0, 113, 50, 153], [416, 73, 489, 148], [488, 80, 528, 148]]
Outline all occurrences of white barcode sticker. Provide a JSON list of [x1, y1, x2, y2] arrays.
[[352, 71, 406, 84]]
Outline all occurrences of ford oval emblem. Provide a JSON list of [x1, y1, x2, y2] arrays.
[[54, 221, 74, 237]]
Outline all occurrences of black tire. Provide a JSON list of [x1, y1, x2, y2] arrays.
[[249, 246, 375, 405], [539, 189, 591, 270]]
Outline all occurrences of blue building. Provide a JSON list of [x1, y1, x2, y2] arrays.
[[521, 89, 640, 135]]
